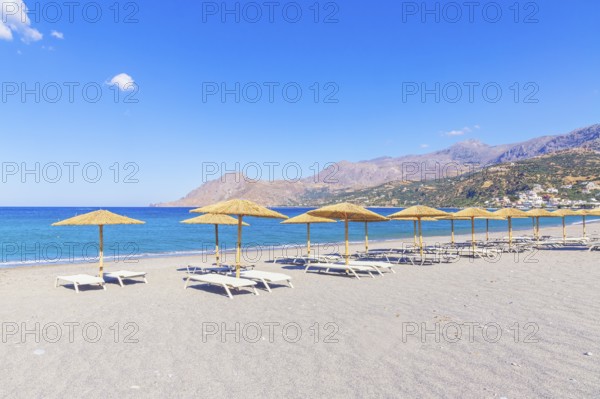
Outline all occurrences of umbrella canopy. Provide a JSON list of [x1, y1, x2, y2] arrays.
[[552, 209, 579, 243], [52, 210, 145, 278], [308, 203, 388, 221], [281, 213, 336, 256], [525, 209, 557, 241], [525, 209, 555, 217], [181, 214, 249, 266], [182, 213, 249, 226], [191, 199, 288, 277], [388, 206, 449, 256], [308, 203, 387, 264], [191, 199, 288, 219], [53, 210, 145, 226], [388, 205, 449, 219], [493, 208, 528, 247], [452, 208, 495, 254], [587, 207, 600, 216]]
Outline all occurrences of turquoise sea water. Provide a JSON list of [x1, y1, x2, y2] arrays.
[[0, 207, 594, 268]]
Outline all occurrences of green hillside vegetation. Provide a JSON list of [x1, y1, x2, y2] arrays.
[[299, 150, 600, 207]]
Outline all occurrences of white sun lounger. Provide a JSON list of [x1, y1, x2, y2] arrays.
[[239, 270, 294, 292], [55, 274, 106, 293], [304, 263, 375, 279], [344, 260, 395, 275], [104, 270, 148, 287], [186, 264, 233, 274], [184, 274, 259, 299]]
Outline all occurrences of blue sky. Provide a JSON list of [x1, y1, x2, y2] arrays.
[[1, 0, 599, 206]]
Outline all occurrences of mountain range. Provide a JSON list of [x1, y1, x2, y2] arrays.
[[155, 124, 600, 207]]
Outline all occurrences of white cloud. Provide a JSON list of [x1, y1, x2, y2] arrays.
[[0, 21, 12, 40], [420, 144, 429, 148], [51, 30, 64, 39], [442, 125, 480, 137], [0, 0, 43, 43], [108, 73, 137, 91]]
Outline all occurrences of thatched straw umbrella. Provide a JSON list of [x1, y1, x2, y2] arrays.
[[436, 215, 470, 244], [574, 209, 600, 238], [524, 209, 556, 242], [181, 214, 249, 266], [452, 208, 494, 255], [393, 216, 439, 247], [388, 206, 449, 257], [307, 203, 387, 265], [493, 208, 529, 248], [349, 217, 389, 254], [552, 209, 579, 243], [52, 210, 145, 278], [481, 216, 506, 241], [191, 199, 288, 277], [281, 213, 336, 257]]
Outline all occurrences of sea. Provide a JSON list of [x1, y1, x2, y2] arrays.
[[0, 207, 594, 268]]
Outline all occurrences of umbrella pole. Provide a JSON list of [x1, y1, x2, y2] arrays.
[[486, 219, 489, 241], [508, 217, 513, 248], [562, 217, 566, 244], [365, 221, 369, 254], [413, 221, 417, 247], [536, 217, 540, 242], [98, 225, 104, 278], [583, 216, 586, 238], [345, 218, 349, 266], [471, 218, 475, 256], [418, 217, 423, 258], [236, 215, 242, 278], [307, 223, 311, 257], [451, 220, 455, 245], [215, 224, 220, 267]]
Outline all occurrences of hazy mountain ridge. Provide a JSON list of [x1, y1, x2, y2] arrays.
[[155, 124, 600, 207], [317, 149, 600, 207]]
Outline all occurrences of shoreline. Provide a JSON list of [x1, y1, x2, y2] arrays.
[[1, 222, 595, 271]]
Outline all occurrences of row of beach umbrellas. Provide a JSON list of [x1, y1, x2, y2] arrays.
[[51, 201, 600, 278]]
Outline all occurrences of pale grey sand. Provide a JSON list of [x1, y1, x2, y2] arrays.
[[0, 224, 599, 398]]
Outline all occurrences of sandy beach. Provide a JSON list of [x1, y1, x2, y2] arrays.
[[0, 223, 599, 398]]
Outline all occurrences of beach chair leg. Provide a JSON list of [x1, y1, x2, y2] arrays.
[[102, 283, 107, 291], [117, 277, 124, 288], [223, 284, 233, 299], [390, 267, 396, 274], [374, 267, 384, 276], [349, 269, 360, 279], [252, 286, 259, 296], [261, 279, 272, 293], [184, 276, 191, 289], [55, 278, 60, 288], [74, 283, 80, 294], [288, 280, 294, 288], [143, 276, 148, 284]]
